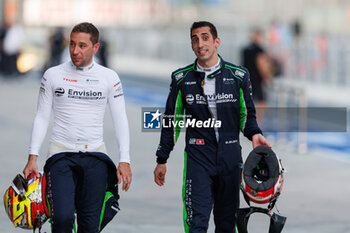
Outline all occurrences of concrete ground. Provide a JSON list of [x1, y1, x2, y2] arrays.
[[0, 75, 349, 233]]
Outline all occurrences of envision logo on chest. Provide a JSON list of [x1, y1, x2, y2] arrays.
[[206, 93, 234, 100], [68, 89, 105, 100], [205, 93, 237, 104]]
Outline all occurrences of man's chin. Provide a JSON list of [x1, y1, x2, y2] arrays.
[[197, 56, 209, 63], [72, 61, 82, 67]]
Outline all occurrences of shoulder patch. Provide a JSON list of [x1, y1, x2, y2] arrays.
[[235, 70, 245, 78], [175, 72, 184, 81]]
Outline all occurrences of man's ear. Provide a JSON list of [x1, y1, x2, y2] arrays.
[[93, 42, 100, 54], [215, 37, 221, 49]]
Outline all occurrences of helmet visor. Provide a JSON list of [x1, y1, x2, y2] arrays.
[[11, 174, 28, 197]]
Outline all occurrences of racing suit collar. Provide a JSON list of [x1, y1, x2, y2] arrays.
[[193, 55, 223, 78], [196, 58, 221, 73], [70, 60, 95, 72]]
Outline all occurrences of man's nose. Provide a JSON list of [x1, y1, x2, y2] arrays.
[[73, 46, 80, 54], [198, 39, 203, 48]]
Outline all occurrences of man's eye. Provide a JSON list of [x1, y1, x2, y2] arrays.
[[203, 37, 208, 41], [80, 45, 86, 48]]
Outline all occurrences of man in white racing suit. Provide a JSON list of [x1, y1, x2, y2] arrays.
[[22, 22, 132, 233]]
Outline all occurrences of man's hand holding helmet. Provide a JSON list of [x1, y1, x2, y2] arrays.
[[23, 154, 40, 179], [252, 133, 271, 148]]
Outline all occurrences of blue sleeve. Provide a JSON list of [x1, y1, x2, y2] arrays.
[[156, 74, 184, 164], [239, 70, 262, 140]]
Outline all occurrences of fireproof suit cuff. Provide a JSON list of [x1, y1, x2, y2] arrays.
[[156, 157, 167, 164], [156, 145, 171, 164], [246, 129, 263, 141]]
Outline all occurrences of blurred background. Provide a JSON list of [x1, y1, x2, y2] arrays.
[[0, 0, 347, 161], [0, 0, 350, 232]]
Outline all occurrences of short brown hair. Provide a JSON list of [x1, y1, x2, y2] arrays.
[[71, 22, 99, 44]]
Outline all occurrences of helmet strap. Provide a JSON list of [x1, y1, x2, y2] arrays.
[[267, 194, 279, 210], [33, 213, 44, 233], [242, 192, 251, 206], [238, 190, 286, 232], [236, 206, 287, 233], [32, 226, 43, 233]]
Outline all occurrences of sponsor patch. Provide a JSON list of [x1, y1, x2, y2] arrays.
[[196, 139, 205, 145], [86, 79, 99, 85], [189, 138, 205, 145], [113, 81, 121, 87], [189, 138, 196, 144], [63, 78, 78, 82], [113, 81, 123, 97], [223, 77, 235, 84], [235, 70, 245, 77], [186, 94, 195, 105], [225, 139, 238, 144], [185, 81, 196, 85], [55, 87, 65, 97], [184, 178, 193, 223], [113, 94, 123, 98], [175, 72, 184, 81]]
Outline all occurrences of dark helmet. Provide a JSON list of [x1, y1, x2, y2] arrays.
[[236, 146, 287, 233], [241, 145, 284, 205]]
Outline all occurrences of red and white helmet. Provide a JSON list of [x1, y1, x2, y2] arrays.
[[241, 145, 284, 205], [3, 172, 49, 230]]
